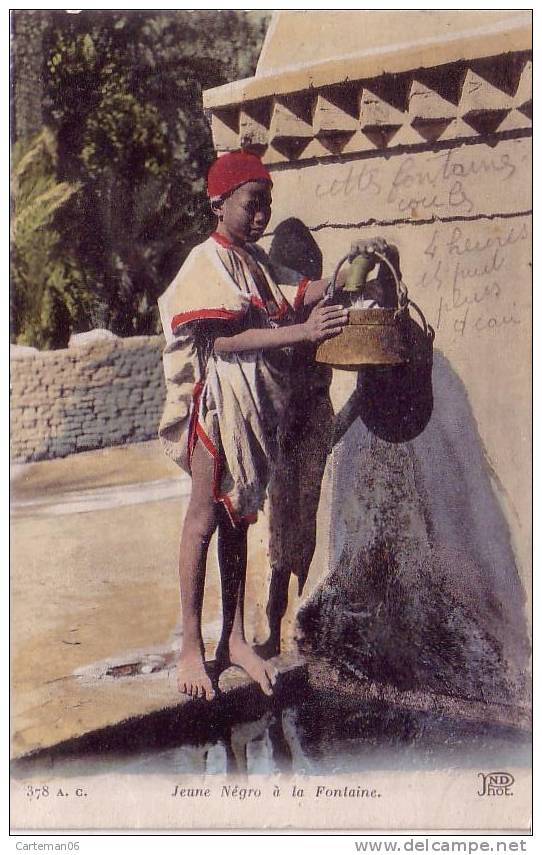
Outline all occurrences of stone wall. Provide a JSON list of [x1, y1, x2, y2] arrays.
[[10, 333, 165, 462]]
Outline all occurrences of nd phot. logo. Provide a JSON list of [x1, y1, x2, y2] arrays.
[[477, 771, 515, 797]]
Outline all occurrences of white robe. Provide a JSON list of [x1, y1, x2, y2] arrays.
[[157, 234, 310, 525]]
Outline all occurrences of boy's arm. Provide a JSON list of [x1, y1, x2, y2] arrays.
[[300, 237, 397, 307], [301, 270, 348, 307], [214, 302, 348, 354]]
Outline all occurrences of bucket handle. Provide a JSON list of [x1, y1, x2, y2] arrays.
[[325, 252, 351, 301], [407, 298, 435, 341], [326, 249, 434, 340]]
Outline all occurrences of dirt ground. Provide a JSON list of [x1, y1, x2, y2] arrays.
[[10, 441, 299, 758]]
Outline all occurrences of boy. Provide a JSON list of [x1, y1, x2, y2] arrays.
[[158, 150, 388, 699]]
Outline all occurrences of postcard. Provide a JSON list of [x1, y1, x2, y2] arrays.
[[10, 8, 532, 834]]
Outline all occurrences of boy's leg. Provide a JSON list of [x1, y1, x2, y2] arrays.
[[177, 441, 218, 700], [216, 510, 278, 696], [262, 460, 299, 658], [262, 387, 333, 657], [258, 565, 290, 658]]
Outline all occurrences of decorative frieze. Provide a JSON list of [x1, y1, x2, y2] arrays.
[[211, 108, 239, 153], [514, 59, 532, 118], [313, 92, 359, 137], [207, 53, 532, 164]]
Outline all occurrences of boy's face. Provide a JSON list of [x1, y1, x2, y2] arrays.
[[217, 180, 272, 245]]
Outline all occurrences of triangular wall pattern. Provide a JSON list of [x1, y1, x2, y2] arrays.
[[208, 52, 531, 163]]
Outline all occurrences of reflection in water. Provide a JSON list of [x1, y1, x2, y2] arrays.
[[230, 711, 284, 775], [12, 685, 530, 780]]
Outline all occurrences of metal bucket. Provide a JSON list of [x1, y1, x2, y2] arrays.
[[315, 250, 434, 370], [316, 307, 410, 368]]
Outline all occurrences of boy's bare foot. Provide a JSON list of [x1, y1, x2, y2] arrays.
[[254, 635, 281, 659], [228, 638, 278, 696], [177, 652, 215, 700]]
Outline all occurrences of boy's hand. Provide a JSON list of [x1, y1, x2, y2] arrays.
[[349, 238, 401, 285], [303, 299, 349, 343], [349, 236, 389, 263], [375, 243, 402, 289], [380, 242, 401, 275]]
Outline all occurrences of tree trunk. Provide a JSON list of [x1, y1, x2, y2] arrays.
[[11, 10, 46, 142]]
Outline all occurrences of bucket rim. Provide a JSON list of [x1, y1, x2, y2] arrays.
[[348, 307, 408, 325]]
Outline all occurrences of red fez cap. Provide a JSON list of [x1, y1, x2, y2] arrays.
[[207, 150, 272, 199]]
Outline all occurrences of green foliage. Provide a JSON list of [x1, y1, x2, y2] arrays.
[[10, 128, 93, 349], [46, 28, 169, 180], [12, 10, 269, 344], [82, 92, 168, 177]]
